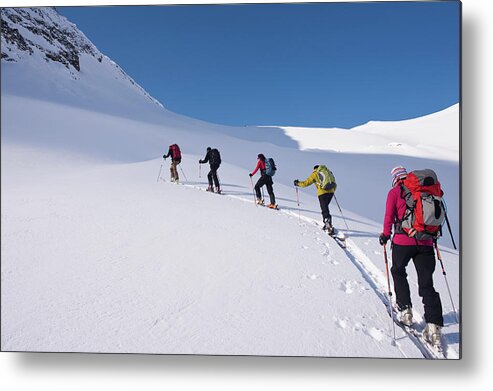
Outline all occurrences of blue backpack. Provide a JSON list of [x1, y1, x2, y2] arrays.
[[265, 158, 277, 176]]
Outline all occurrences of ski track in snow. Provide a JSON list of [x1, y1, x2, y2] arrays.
[[167, 176, 458, 359]]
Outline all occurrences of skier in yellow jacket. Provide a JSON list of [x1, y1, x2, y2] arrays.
[[294, 165, 337, 234]]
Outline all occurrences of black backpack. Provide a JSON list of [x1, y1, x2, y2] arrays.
[[210, 148, 221, 166]]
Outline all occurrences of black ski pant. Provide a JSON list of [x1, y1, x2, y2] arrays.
[[207, 164, 220, 189], [318, 192, 334, 225], [391, 244, 443, 326], [255, 174, 275, 205]]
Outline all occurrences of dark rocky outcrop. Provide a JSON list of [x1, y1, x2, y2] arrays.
[[1, 7, 98, 71]]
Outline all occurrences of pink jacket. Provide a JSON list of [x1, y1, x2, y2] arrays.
[[383, 182, 433, 247]]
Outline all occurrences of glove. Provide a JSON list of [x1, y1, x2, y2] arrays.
[[199, 160, 203, 164], [249, 173, 253, 177], [163, 155, 167, 160], [294, 180, 299, 186], [379, 233, 390, 246]]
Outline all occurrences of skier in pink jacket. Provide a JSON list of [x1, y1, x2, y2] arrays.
[[379, 166, 443, 347]]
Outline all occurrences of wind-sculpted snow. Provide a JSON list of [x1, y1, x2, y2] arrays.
[[278, 104, 459, 162]]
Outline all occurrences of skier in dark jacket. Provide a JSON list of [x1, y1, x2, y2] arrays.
[[163, 144, 181, 182], [249, 154, 277, 209], [379, 166, 444, 348], [199, 147, 221, 193]]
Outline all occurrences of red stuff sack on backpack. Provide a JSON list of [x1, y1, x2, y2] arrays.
[[398, 169, 445, 240]]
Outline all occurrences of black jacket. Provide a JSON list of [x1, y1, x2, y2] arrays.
[[200, 149, 221, 167]]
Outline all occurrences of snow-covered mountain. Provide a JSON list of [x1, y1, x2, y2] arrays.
[[1, 7, 162, 110], [1, 7, 460, 358]]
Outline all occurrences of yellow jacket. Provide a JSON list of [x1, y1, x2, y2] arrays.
[[298, 169, 336, 196]]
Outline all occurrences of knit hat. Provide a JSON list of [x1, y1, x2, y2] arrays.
[[391, 166, 408, 187]]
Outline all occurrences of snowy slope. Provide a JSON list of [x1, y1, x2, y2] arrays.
[[279, 104, 459, 162], [1, 7, 460, 358]]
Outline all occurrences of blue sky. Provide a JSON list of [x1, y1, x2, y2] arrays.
[[59, 2, 460, 128]]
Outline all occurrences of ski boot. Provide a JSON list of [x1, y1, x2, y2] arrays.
[[398, 306, 413, 327], [216, 186, 222, 194], [423, 323, 442, 348], [206, 186, 213, 192], [267, 203, 278, 210], [323, 219, 334, 235], [256, 198, 265, 206]]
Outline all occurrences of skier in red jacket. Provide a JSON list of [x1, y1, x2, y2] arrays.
[[249, 154, 277, 209]]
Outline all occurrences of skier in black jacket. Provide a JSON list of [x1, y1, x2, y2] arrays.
[[199, 147, 222, 193]]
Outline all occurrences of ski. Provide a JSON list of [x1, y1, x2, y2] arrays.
[[260, 205, 280, 210], [205, 189, 223, 195], [161, 178, 225, 194], [256, 203, 279, 210], [402, 323, 445, 359], [160, 177, 182, 185], [388, 307, 446, 359], [327, 228, 347, 248]]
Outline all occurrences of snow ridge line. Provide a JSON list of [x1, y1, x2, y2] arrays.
[[161, 179, 446, 359]]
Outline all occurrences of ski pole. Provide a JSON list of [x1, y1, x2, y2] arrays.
[[334, 194, 349, 231], [249, 176, 256, 205], [434, 241, 459, 323], [157, 159, 164, 182], [444, 213, 457, 250], [179, 164, 188, 182], [443, 204, 457, 250], [383, 244, 397, 346], [261, 186, 265, 202], [295, 186, 301, 224], [199, 163, 201, 178]]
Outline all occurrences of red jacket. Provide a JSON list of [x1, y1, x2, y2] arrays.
[[251, 159, 266, 176], [383, 181, 433, 247]]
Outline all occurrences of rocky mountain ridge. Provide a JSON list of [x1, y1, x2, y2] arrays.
[[1, 7, 101, 71], [1, 7, 163, 108]]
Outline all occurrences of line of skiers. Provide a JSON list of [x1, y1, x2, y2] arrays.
[[163, 144, 448, 348]]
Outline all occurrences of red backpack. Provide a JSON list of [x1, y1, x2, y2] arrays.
[[170, 144, 181, 160], [398, 169, 445, 240]]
